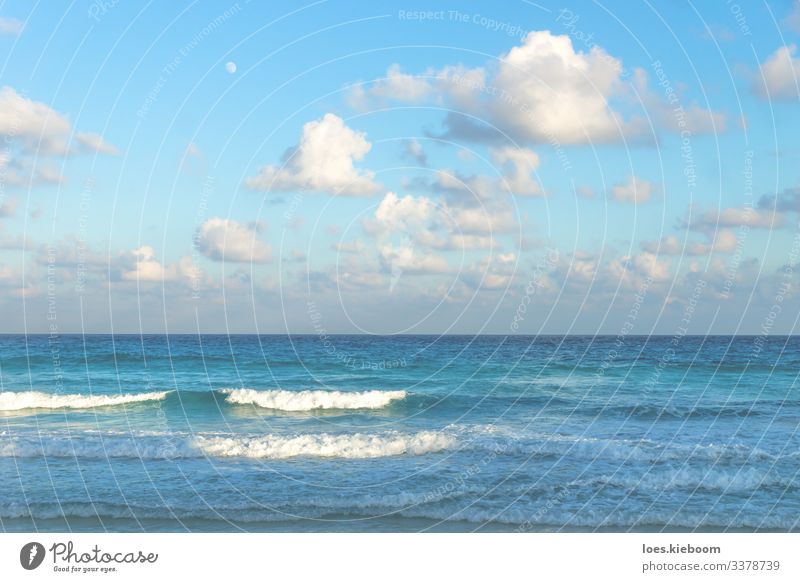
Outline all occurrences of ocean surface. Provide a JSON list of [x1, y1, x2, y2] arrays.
[[0, 334, 798, 532]]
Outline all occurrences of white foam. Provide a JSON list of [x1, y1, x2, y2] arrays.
[[0, 430, 454, 460], [222, 388, 407, 411], [195, 431, 454, 459], [0, 391, 169, 411]]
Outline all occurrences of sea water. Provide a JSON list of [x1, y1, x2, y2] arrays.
[[0, 334, 798, 532]]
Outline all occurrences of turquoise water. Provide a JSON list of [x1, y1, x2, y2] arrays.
[[0, 334, 798, 532]]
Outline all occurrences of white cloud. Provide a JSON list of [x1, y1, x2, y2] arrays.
[[628, 252, 671, 282], [0, 86, 71, 154], [76, 132, 119, 155], [0, 150, 64, 187], [434, 169, 496, 200], [688, 206, 781, 230], [119, 246, 198, 283], [641, 229, 737, 256], [363, 190, 515, 255], [565, 251, 597, 282], [349, 64, 433, 110], [610, 251, 671, 286], [244, 113, 381, 196], [611, 175, 654, 204], [490, 146, 544, 196], [710, 229, 738, 252], [0, 87, 116, 188], [460, 252, 518, 290], [415, 231, 495, 250], [441, 202, 517, 235], [485, 31, 635, 144], [0, 17, 23, 36], [753, 45, 799, 101], [195, 218, 272, 263], [378, 241, 450, 275], [121, 246, 169, 282], [348, 31, 725, 144], [363, 191, 435, 236]]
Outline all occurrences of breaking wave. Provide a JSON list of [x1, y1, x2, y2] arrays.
[[0, 430, 455, 460], [0, 391, 169, 411], [194, 431, 453, 459], [221, 388, 407, 411]]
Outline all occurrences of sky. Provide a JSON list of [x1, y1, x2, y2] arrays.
[[0, 0, 799, 335]]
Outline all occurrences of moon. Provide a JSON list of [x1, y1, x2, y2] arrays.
[[225, 61, 237, 74]]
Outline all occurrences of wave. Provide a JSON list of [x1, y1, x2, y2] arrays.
[[0, 434, 192, 459], [3, 499, 797, 531], [0, 391, 169, 411], [0, 430, 455, 460], [600, 402, 795, 420], [222, 388, 407, 411], [194, 431, 453, 459], [391, 505, 800, 530]]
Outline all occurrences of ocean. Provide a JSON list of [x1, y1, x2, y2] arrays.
[[0, 334, 798, 532]]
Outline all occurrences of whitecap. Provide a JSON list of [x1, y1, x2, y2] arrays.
[[0, 391, 169, 411], [222, 388, 406, 411]]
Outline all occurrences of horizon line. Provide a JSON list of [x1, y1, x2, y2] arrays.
[[0, 333, 795, 338]]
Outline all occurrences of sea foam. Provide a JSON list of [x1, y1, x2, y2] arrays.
[[0, 430, 454, 460], [222, 388, 407, 411], [0, 391, 169, 411], [195, 431, 453, 459]]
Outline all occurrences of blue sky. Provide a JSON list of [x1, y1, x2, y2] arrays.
[[0, 0, 799, 334]]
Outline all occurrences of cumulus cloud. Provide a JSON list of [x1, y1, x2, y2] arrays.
[[426, 159, 536, 230], [460, 252, 518, 290], [365, 191, 434, 236], [0, 151, 65, 187], [610, 252, 672, 287], [244, 113, 381, 196], [370, 187, 516, 237], [753, 45, 799, 101], [490, 146, 544, 196], [0, 87, 117, 188], [687, 205, 782, 230], [195, 218, 272, 263], [610, 175, 654, 204], [118, 246, 199, 283], [378, 240, 450, 275], [348, 64, 434, 110], [0, 86, 71, 154], [120, 246, 170, 282], [347, 31, 725, 145], [363, 190, 515, 257], [442, 202, 517, 235], [641, 230, 737, 256], [480, 31, 637, 144]]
